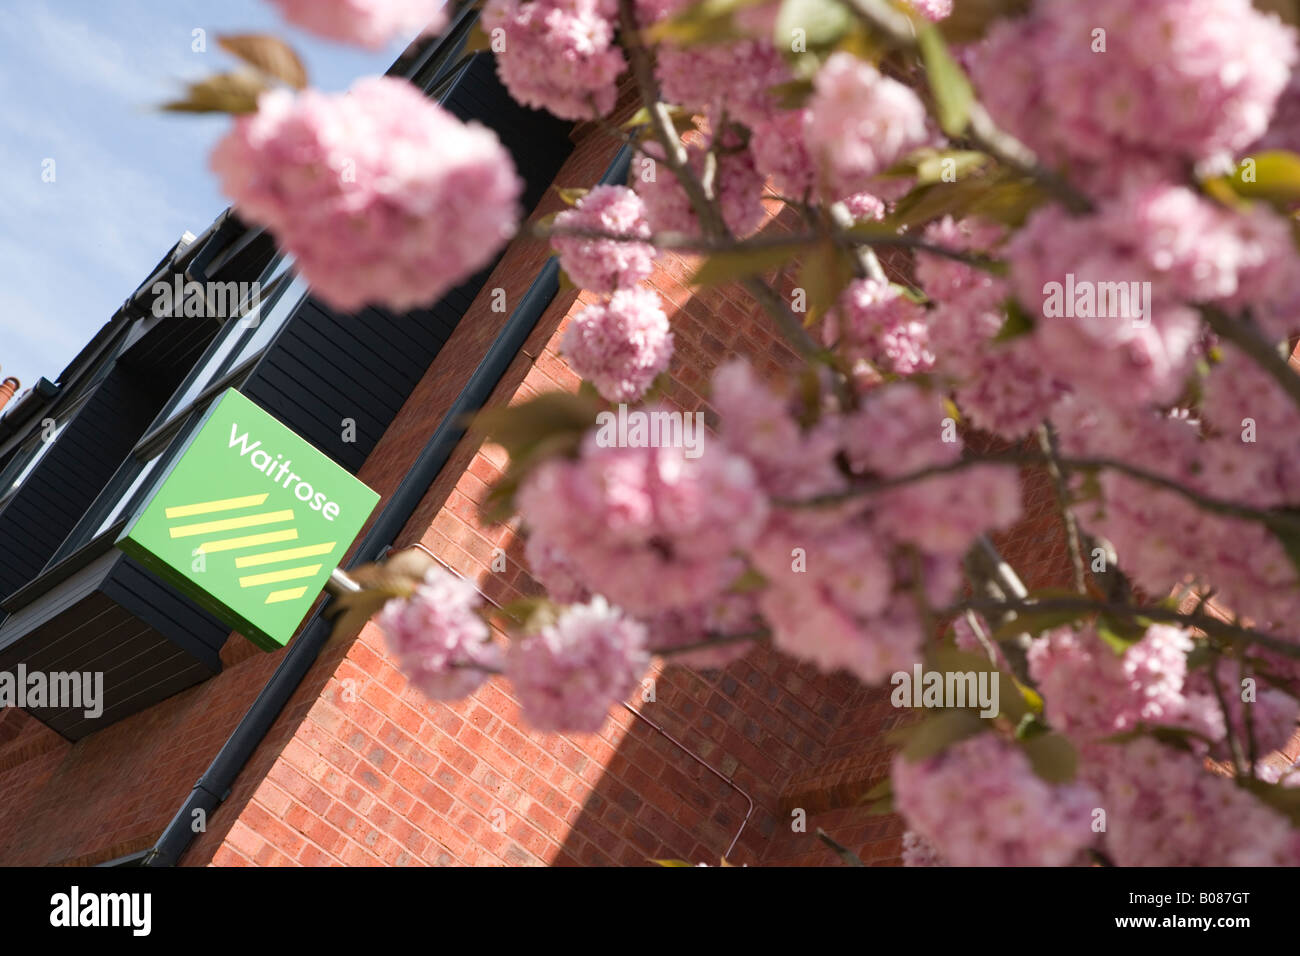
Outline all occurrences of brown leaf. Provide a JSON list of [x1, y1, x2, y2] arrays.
[[161, 71, 268, 114], [218, 34, 308, 89]]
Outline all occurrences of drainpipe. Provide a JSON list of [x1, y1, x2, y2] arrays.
[[141, 145, 633, 867]]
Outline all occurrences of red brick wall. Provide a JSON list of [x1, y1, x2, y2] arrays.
[[0, 83, 1079, 868]]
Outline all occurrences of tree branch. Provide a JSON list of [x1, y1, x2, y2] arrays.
[[1201, 304, 1300, 414], [952, 596, 1300, 659]]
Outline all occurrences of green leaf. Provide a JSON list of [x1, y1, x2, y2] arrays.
[[473, 391, 599, 522], [217, 34, 308, 89], [649, 858, 695, 866], [774, 0, 853, 52], [893, 282, 929, 305], [552, 186, 588, 206], [796, 241, 854, 323], [993, 299, 1035, 342], [891, 710, 986, 761], [643, 0, 767, 46], [473, 391, 598, 460], [1205, 150, 1300, 207], [690, 241, 809, 286], [816, 828, 866, 866], [497, 596, 558, 628], [913, 150, 991, 185], [767, 77, 816, 110], [876, 171, 1045, 232], [925, 646, 1037, 722], [1096, 614, 1146, 655], [989, 603, 1085, 643], [917, 24, 974, 137], [1017, 732, 1077, 783], [728, 566, 768, 593]]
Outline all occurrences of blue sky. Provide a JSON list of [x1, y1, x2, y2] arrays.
[[0, 0, 413, 391]]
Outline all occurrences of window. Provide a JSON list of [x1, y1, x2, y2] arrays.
[[0, 418, 67, 505], [45, 255, 311, 565]]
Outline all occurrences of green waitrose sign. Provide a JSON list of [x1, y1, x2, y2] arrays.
[[119, 389, 379, 651]]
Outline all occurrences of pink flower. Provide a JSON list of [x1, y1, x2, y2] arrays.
[[561, 288, 674, 402], [874, 465, 1022, 555], [826, 279, 934, 375], [841, 383, 960, 479], [269, 0, 446, 48], [1094, 738, 1300, 866], [1005, 190, 1222, 408], [901, 830, 947, 866], [749, 109, 815, 198], [915, 217, 1007, 316], [551, 185, 656, 293], [749, 513, 933, 684], [710, 359, 846, 499], [804, 53, 931, 199], [635, 138, 766, 237], [893, 733, 1098, 866], [483, 0, 626, 120], [904, 0, 951, 19], [655, 39, 790, 126], [507, 597, 651, 731], [517, 428, 769, 614], [1028, 623, 1211, 741], [524, 535, 591, 604], [378, 568, 502, 700], [211, 77, 521, 312], [968, 0, 1297, 186]]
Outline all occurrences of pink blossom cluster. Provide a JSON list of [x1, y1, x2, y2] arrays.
[[560, 288, 674, 402], [968, 0, 1297, 189], [269, 0, 446, 48], [912, 217, 1068, 438], [904, 0, 952, 19], [900, 830, 946, 867], [516, 427, 768, 615], [655, 41, 790, 127], [378, 567, 502, 700], [713, 370, 1016, 683], [710, 359, 846, 500], [1054, 400, 1300, 628], [524, 534, 591, 605], [506, 597, 650, 731], [1092, 738, 1300, 866], [892, 733, 1098, 866], [804, 53, 931, 200], [825, 279, 934, 375], [634, 137, 766, 237], [211, 77, 521, 312], [1027, 623, 1220, 742], [1004, 182, 1296, 414], [483, 0, 626, 120], [551, 185, 656, 294], [1200, 350, 1300, 506]]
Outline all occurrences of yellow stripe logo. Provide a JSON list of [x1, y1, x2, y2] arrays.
[[163, 494, 335, 604]]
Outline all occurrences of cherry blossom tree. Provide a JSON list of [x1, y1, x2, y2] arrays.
[[177, 0, 1300, 866]]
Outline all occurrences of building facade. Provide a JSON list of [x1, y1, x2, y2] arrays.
[[0, 12, 1090, 867]]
